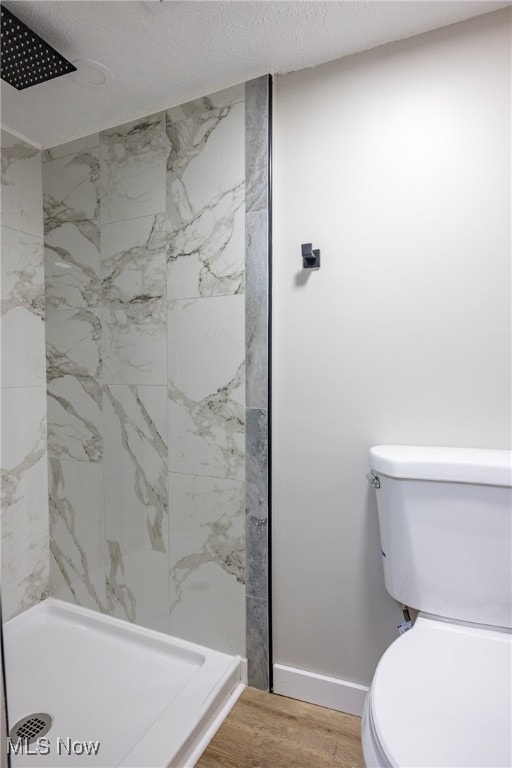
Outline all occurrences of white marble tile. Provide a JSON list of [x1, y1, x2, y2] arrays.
[[102, 213, 167, 384], [44, 224, 101, 310], [0, 386, 48, 540], [1, 225, 45, 387], [100, 113, 166, 225], [46, 307, 101, 380], [167, 84, 244, 124], [168, 295, 245, 480], [1, 130, 42, 236], [102, 300, 166, 386], [49, 457, 106, 611], [0, 386, 49, 621], [43, 149, 101, 309], [104, 385, 168, 552], [167, 86, 245, 299], [43, 134, 99, 163], [47, 375, 102, 463], [46, 304, 102, 464], [101, 213, 166, 297], [1, 527, 49, 621], [106, 540, 170, 633], [169, 472, 245, 655], [43, 149, 99, 224]]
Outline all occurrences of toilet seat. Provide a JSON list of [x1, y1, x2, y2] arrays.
[[366, 615, 512, 768]]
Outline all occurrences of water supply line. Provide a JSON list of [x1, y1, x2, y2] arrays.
[[397, 604, 414, 635]]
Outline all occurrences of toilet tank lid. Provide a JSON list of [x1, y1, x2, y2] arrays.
[[369, 445, 512, 486]]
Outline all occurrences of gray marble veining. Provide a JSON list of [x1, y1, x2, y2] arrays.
[[1, 387, 49, 621], [43, 149, 101, 310], [106, 539, 170, 632], [46, 305, 103, 462], [102, 213, 167, 385], [2, 530, 49, 620], [100, 114, 166, 225], [1, 227, 44, 320], [43, 134, 99, 163], [1, 226, 45, 387], [167, 85, 245, 299], [1, 129, 48, 621], [104, 385, 168, 552], [169, 472, 246, 654], [101, 214, 166, 301], [169, 473, 245, 594], [1, 130, 43, 236], [1, 388, 48, 527], [168, 361, 245, 481], [47, 375, 103, 463], [167, 180, 245, 299], [166, 85, 244, 124], [168, 295, 245, 480], [44, 228, 101, 310], [46, 307, 102, 380], [106, 540, 136, 622], [43, 151, 100, 233], [49, 457, 106, 611], [170, 525, 245, 597]]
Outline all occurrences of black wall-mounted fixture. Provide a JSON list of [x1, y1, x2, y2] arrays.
[[1, 6, 76, 90], [301, 243, 321, 269]]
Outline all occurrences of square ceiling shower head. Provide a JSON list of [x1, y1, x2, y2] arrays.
[[1, 5, 76, 90]]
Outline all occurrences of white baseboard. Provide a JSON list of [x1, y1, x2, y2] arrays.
[[273, 663, 368, 717]]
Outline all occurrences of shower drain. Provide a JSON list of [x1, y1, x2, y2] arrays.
[[9, 713, 53, 744]]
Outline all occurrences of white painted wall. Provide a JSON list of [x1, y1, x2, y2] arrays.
[[272, 7, 511, 702]]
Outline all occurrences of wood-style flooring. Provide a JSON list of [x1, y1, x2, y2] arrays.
[[196, 687, 365, 768]]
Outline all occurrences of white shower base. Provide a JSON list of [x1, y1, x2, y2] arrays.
[[4, 599, 244, 768]]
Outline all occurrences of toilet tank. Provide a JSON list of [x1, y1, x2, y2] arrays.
[[369, 446, 512, 629]]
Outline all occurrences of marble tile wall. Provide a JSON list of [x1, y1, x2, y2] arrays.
[[43, 78, 270, 683], [43, 134, 106, 614], [44, 123, 170, 624], [1, 130, 49, 621], [167, 84, 246, 655]]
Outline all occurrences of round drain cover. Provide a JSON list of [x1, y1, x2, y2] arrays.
[[9, 713, 53, 744]]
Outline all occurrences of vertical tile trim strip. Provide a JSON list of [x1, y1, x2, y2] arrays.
[[267, 73, 273, 692], [245, 75, 272, 690]]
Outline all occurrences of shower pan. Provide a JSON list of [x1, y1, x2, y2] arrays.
[[4, 600, 242, 767]]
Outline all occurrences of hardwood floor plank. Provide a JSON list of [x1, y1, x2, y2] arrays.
[[196, 688, 365, 768]]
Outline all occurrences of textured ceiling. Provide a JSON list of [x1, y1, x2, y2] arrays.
[[1, 0, 509, 148]]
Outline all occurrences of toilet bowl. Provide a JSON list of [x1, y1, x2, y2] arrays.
[[362, 616, 512, 767], [362, 446, 512, 768]]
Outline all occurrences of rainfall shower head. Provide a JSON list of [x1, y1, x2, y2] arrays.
[[1, 5, 76, 90]]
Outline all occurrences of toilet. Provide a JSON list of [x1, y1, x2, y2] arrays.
[[361, 445, 512, 768]]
